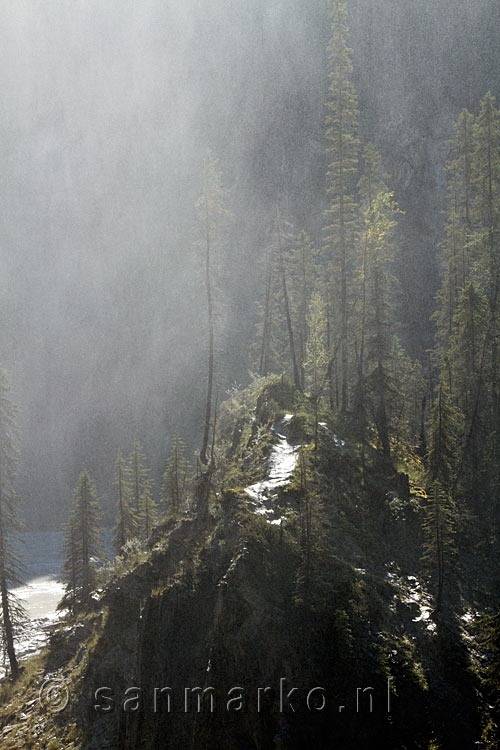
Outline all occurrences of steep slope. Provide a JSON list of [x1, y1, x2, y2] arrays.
[[0, 377, 484, 749]]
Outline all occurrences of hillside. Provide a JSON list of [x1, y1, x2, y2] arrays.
[[0, 377, 492, 749]]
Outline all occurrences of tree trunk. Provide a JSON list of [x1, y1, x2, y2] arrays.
[[0, 477, 18, 678], [81, 480, 90, 604], [201, 199, 215, 464], [118, 462, 125, 550], [259, 248, 274, 377], [276, 208, 301, 390]]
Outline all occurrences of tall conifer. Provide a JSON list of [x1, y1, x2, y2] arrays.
[[196, 150, 229, 465], [0, 369, 25, 678], [62, 470, 101, 608], [324, 0, 360, 412]]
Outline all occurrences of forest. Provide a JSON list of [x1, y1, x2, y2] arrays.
[[0, 1, 499, 748]]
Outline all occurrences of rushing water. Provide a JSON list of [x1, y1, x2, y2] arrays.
[[1, 529, 112, 677], [0, 531, 65, 677]]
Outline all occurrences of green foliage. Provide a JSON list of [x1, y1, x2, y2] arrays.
[[433, 93, 500, 517], [287, 230, 319, 386], [127, 440, 156, 539], [162, 434, 190, 514], [252, 244, 284, 377], [304, 290, 328, 400], [97, 537, 149, 585], [426, 383, 460, 491], [112, 450, 138, 554], [195, 149, 231, 465], [324, 0, 360, 412], [324, 0, 359, 236], [422, 481, 457, 613], [61, 470, 102, 609], [0, 368, 26, 677], [479, 608, 500, 748], [256, 374, 298, 415], [287, 411, 311, 444]]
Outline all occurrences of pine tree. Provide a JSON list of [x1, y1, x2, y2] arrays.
[[0, 369, 26, 678], [141, 482, 157, 540], [324, 0, 360, 412], [435, 95, 500, 507], [473, 92, 500, 301], [447, 282, 488, 500], [363, 191, 400, 456], [353, 143, 389, 451], [275, 207, 301, 390], [422, 481, 457, 616], [480, 609, 500, 745], [127, 441, 153, 538], [473, 94, 500, 454], [60, 521, 79, 614], [257, 244, 276, 377], [62, 470, 101, 608], [287, 230, 318, 389], [426, 383, 459, 492], [196, 149, 229, 465], [304, 291, 329, 450], [112, 450, 137, 553], [162, 435, 190, 514], [423, 384, 459, 614], [253, 243, 284, 377], [435, 108, 475, 355]]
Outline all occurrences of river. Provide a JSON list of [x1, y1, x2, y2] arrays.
[[0, 531, 65, 678]]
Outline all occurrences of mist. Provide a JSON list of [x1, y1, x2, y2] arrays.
[[0, 0, 498, 528]]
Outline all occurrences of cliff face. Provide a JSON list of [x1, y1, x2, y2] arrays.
[[44, 379, 476, 749], [0, 378, 484, 748]]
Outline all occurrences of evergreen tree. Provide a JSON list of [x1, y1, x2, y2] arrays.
[[304, 291, 329, 450], [62, 470, 101, 608], [363, 191, 400, 456], [422, 481, 457, 615], [141, 482, 157, 539], [426, 383, 459, 492], [435, 108, 475, 354], [423, 384, 459, 614], [447, 282, 488, 502], [287, 230, 318, 389], [60, 521, 79, 614], [253, 242, 284, 377], [0, 369, 25, 678], [435, 95, 500, 511], [127, 441, 153, 538], [324, 0, 360, 412], [257, 244, 276, 377], [473, 92, 500, 301], [473, 94, 500, 457], [112, 450, 137, 553], [480, 608, 500, 746], [354, 144, 390, 451], [294, 449, 331, 632], [275, 207, 301, 390], [162, 435, 190, 514], [196, 149, 229, 465]]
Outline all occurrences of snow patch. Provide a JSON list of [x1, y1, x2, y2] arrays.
[[244, 415, 300, 525]]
